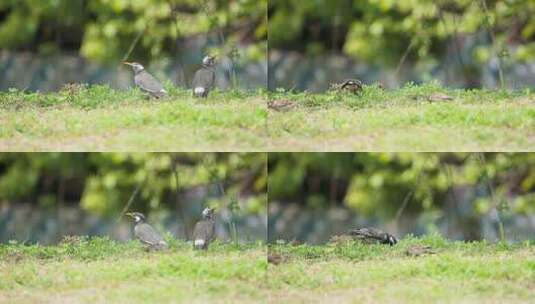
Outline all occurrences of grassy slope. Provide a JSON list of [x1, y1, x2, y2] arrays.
[[0, 238, 267, 303], [2, 83, 534, 152], [268, 83, 535, 151], [1, 236, 533, 303], [0, 85, 267, 151], [268, 235, 535, 303]]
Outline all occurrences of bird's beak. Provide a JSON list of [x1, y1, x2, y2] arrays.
[[125, 212, 133, 217], [122, 62, 133, 66]]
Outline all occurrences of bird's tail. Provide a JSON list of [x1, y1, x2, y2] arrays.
[[194, 87, 206, 98], [155, 90, 167, 98], [194, 239, 207, 250], [155, 241, 168, 250]]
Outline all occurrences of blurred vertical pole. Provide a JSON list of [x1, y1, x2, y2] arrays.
[[332, 6, 340, 53], [443, 163, 456, 238], [479, 0, 505, 89], [170, 1, 187, 87], [477, 153, 505, 242], [57, 175, 66, 240], [172, 159, 189, 239], [216, 181, 238, 245], [329, 165, 340, 207]]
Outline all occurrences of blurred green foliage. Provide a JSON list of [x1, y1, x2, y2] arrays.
[[268, 153, 535, 218], [269, 0, 535, 65], [0, 0, 267, 63], [0, 153, 267, 216]]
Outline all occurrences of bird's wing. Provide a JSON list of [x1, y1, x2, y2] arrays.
[[349, 228, 384, 240], [192, 68, 215, 89], [136, 72, 164, 94], [192, 69, 203, 88], [192, 220, 214, 241], [135, 223, 165, 245]]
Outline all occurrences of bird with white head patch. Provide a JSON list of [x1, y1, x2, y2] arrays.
[[192, 56, 216, 98], [126, 212, 168, 250], [192, 207, 216, 250], [122, 62, 167, 98]]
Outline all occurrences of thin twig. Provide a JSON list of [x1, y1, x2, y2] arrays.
[[395, 189, 414, 225], [121, 27, 147, 62], [395, 39, 415, 78], [115, 177, 146, 224], [395, 171, 423, 227]]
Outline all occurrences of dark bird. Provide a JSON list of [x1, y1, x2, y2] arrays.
[[346, 227, 398, 246], [330, 79, 363, 94], [126, 212, 168, 250], [123, 62, 167, 98], [192, 56, 216, 98], [192, 207, 216, 250]]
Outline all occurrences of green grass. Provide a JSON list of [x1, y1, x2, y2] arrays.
[[0, 85, 267, 151], [268, 82, 535, 151], [2, 82, 533, 151], [0, 237, 267, 303], [2, 235, 533, 303], [268, 235, 535, 303]]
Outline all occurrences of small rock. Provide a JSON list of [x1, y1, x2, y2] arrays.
[[268, 252, 287, 265], [428, 92, 453, 102], [405, 245, 437, 257], [375, 82, 386, 90], [268, 99, 296, 112]]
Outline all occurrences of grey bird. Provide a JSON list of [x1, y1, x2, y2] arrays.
[[123, 62, 167, 98], [346, 227, 398, 246], [192, 56, 216, 98], [126, 212, 168, 250], [192, 207, 215, 250]]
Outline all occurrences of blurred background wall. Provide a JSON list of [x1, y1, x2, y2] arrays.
[[268, 0, 535, 91], [268, 153, 535, 244], [0, 153, 267, 244], [0, 0, 267, 91]]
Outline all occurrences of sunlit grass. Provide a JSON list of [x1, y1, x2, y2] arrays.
[[0, 237, 267, 303], [0, 85, 268, 151], [268, 82, 535, 151], [2, 82, 533, 151], [268, 234, 535, 303]]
